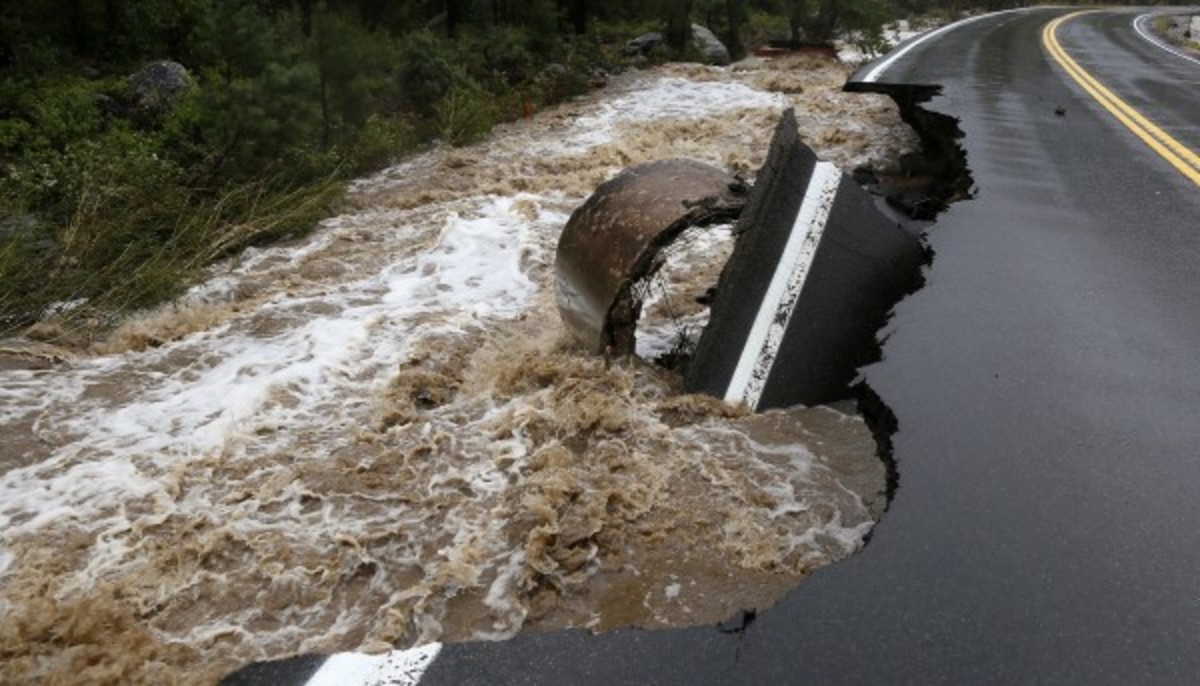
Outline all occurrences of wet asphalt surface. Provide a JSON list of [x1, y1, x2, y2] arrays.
[[414, 8, 1200, 683], [223, 8, 1200, 684]]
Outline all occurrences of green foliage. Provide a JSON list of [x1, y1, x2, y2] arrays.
[[434, 85, 497, 147], [698, 0, 749, 59], [202, 62, 324, 178], [744, 8, 791, 46], [395, 31, 473, 118], [1, 0, 912, 336], [196, 0, 277, 78], [0, 76, 109, 157], [348, 114, 416, 174], [771, 0, 895, 42], [661, 0, 697, 54], [312, 9, 398, 137], [477, 26, 542, 86], [840, 0, 893, 53], [0, 163, 340, 333]]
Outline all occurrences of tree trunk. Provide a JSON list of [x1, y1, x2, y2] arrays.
[[664, 0, 694, 54], [723, 0, 745, 59], [316, 17, 330, 149], [299, 0, 314, 37], [569, 0, 589, 35], [814, 0, 841, 42], [103, 0, 122, 57], [446, 0, 464, 38], [358, 0, 382, 29]]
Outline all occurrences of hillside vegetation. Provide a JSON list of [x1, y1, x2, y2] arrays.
[[0, 0, 999, 340]]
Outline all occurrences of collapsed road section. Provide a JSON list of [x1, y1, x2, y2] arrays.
[[555, 109, 925, 411], [228, 8, 1200, 684], [683, 110, 924, 411], [219, 40, 991, 685], [221, 107, 938, 686]]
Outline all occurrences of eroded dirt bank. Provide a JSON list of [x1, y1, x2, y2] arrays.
[[0, 55, 914, 684]]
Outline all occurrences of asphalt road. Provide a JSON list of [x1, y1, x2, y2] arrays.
[[226, 8, 1200, 684]]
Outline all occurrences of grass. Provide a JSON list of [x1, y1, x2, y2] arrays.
[[0, 174, 342, 342]]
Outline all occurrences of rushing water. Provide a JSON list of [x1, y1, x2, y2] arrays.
[[0, 56, 914, 684]]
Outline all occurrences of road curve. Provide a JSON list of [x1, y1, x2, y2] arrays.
[[225, 8, 1200, 684]]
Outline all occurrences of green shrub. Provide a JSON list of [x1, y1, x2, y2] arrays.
[[0, 0, 701, 336], [434, 85, 496, 147], [744, 9, 790, 48], [168, 62, 323, 183], [396, 31, 472, 118], [841, 0, 894, 55], [311, 9, 400, 142], [348, 114, 416, 173], [0, 76, 111, 156], [477, 26, 541, 86]]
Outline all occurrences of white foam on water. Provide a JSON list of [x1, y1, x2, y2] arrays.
[[381, 202, 539, 315], [0, 194, 560, 542], [535, 76, 787, 155], [0, 60, 902, 682], [307, 643, 442, 686], [635, 224, 735, 361]]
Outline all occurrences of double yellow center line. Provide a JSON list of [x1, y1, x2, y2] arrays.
[[1043, 11, 1200, 187]]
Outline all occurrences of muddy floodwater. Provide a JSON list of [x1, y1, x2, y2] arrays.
[[0, 55, 914, 684]]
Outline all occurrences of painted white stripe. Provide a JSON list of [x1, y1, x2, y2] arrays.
[[724, 162, 841, 410], [861, 7, 1038, 83], [306, 643, 442, 686], [1133, 13, 1200, 68]]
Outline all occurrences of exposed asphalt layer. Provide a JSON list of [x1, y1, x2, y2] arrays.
[[225, 8, 1200, 684]]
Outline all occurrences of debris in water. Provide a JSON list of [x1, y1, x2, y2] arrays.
[[554, 160, 746, 355], [0, 56, 911, 684]]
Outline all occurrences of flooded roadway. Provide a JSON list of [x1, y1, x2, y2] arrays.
[[0, 56, 914, 684]]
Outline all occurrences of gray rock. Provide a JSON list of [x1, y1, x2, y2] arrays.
[[127, 60, 192, 111], [691, 24, 730, 66], [624, 32, 663, 57], [1164, 16, 1187, 42], [1162, 15, 1200, 44]]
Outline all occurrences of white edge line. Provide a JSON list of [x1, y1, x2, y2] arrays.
[[1133, 13, 1200, 68], [723, 162, 841, 410], [861, 7, 1040, 83], [305, 643, 443, 686]]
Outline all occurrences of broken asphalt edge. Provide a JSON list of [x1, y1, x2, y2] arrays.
[[218, 67, 977, 686]]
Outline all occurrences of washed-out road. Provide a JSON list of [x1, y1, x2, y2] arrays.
[[227, 7, 1200, 684]]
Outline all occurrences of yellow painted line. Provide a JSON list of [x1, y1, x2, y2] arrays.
[[1042, 11, 1200, 186]]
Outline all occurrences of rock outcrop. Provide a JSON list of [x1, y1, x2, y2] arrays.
[[624, 32, 663, 57], [691, 24, 730, 66], [127, 61, 192, 111]]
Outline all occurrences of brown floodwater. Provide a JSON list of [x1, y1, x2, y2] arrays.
[[0, 54, 913, 685]]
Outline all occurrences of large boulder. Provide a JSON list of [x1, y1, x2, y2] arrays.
[[127, 60, 192, 111], [624, 32, 663, 57], [1162, 15, 1199, 44], [691, 24, 731, 66]]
